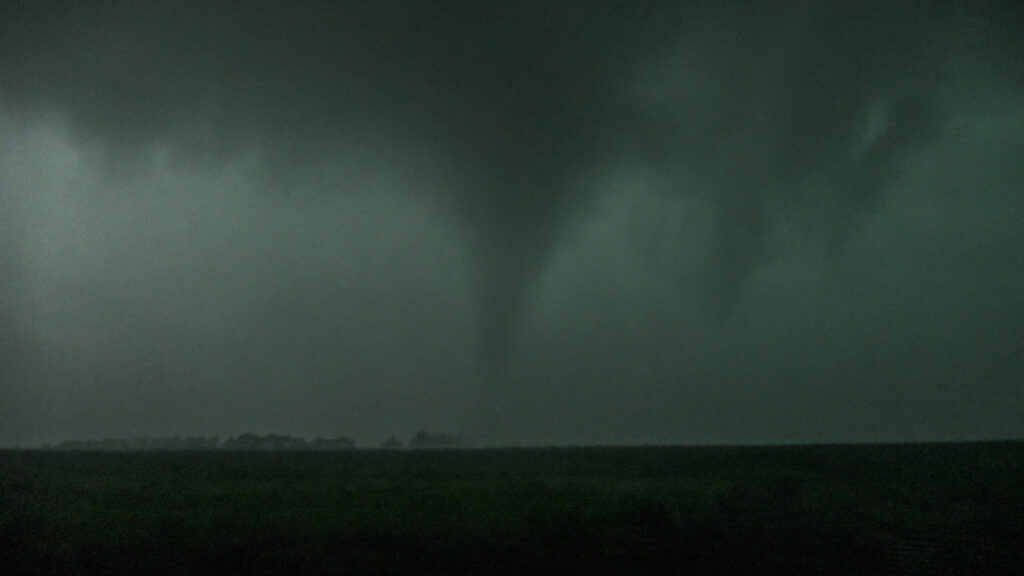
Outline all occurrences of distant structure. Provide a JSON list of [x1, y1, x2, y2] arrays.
[[381, 436, 405, 450], [409, 430, 461, 449]]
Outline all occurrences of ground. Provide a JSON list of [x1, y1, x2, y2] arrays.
[[1, 443, 1021, 575]]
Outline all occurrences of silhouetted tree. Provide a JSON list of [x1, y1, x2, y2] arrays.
[[409, 430, 460, 449], [381, 436, 404, 449]]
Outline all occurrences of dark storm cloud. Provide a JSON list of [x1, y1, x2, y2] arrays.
[[1, 1, 961, 356], [1, 2, 1022, 445], [2, 2, 624, 378], [626, 1, 954, 310]]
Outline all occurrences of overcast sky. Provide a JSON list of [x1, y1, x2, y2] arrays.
[[1, 1, 1022, 447]]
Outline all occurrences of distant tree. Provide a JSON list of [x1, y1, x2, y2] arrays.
[[310, 437, 356, 450], [409, 430, 460, 449], [222, 434, 351, 451], [381, 436, 404, 449]]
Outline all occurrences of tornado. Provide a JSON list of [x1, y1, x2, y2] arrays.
[[2, 1, 1010, 444]]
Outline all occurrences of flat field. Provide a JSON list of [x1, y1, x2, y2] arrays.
[[1, 443, 1021, 575]]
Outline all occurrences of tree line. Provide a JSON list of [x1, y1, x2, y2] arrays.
[[47, 431, 463, 451]]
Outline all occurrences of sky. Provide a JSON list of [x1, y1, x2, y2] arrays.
[[1, 1, 1022, 447]]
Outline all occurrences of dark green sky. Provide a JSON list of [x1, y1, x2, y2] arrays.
[[1, 1, 1022, 446]]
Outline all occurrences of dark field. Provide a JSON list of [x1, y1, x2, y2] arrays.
[[2, 443, 1021, 575]]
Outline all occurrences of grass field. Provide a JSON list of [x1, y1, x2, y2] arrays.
[[1, 442, 1021, 575]]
